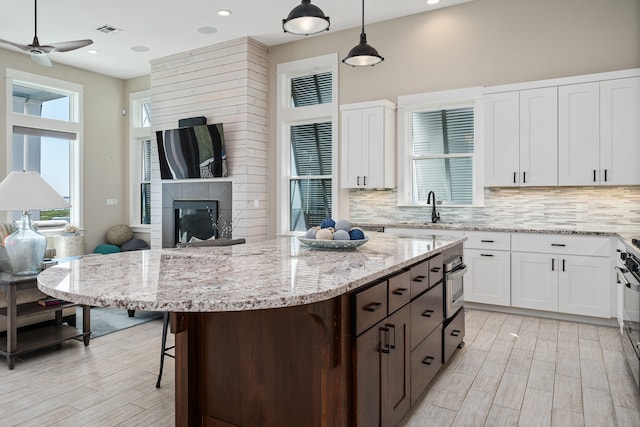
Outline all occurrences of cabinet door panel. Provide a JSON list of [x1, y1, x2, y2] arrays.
[[362, 107, 384, 188], [354, 323, 384, 427], [385, 306, 411, 427], [511, 252, 558, 312], [485, 92, 520, 186], [519, 87, 558, 186], [558, 82, 600, 185], [465, 249, 511, 306], [558, 255, 611, 318], [341, 109, 364, 188], [600, 77, 640, 185]]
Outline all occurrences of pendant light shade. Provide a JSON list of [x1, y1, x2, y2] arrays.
[[342, 0, 383, 67], [282, 0, 330, 35]]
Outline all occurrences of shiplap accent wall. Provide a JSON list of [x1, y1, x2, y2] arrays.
[[149, 37, 269, 248]]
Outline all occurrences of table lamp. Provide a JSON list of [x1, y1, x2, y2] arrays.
[[0, 171, 71, 275]]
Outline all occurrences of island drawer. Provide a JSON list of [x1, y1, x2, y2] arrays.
[[410, 258, 430, 298], [429, 253, 444, 286], [443, 308, 465, 364], [410, 282, 443, 350], [464, 231, 511, 251], [410, 325, 442, 406], [388, 270, 411, 314], [353, 280, 388, 336]]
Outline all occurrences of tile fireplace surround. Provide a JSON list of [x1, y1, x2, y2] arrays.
[[161, 180, 233, 249]]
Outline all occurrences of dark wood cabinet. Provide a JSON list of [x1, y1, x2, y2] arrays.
[[354, 304, 410, 427], [410, 325, 443, 405]]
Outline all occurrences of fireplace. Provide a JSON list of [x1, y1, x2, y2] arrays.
[[174, 200, 218, 245], [160, 180, 234, 248]]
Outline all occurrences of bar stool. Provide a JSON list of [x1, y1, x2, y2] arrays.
[[155, 237, 246, 388]]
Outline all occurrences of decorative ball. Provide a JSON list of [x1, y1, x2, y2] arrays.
[[106, 224, 134, 246], [333, 230, 350, 241], [335, 219, 352, 232], [316, 228, 334, 240], [120, 238, 150, 252], [304, 226, 320, 239], [349, 228, 366, 240], [320, 218, 336, 229]]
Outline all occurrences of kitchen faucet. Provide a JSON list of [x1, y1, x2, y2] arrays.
[[427, 191, 440, 224]]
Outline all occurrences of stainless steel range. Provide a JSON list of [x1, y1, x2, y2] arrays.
[[617, 245, 640, 389]]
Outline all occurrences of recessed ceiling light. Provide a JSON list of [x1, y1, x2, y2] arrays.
[[131, 45, 150, 53], [427, 0, 440, 5], [198, 26, 218, 34], [217, 9, 232, 17], [87, 49, 98, 54]]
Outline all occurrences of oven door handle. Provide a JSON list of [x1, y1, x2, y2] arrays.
[[447, 265, 468, 279], [617, 266, 640, 292]]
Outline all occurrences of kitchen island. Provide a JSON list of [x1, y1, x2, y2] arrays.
[[37, 233, 465, 426]]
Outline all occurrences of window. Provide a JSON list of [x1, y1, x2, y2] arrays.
[[398, 88, 484, 207], [277, 54, 339, 233], [129, 91, 152, 228], [6, 69, 83, 224]]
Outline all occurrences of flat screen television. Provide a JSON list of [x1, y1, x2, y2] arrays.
[[156, 123, 227, 179]]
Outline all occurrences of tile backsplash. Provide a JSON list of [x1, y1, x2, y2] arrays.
[[349, 186, 640, 234]]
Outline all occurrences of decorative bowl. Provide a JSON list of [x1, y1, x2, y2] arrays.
[[297, 236, 369, 249]]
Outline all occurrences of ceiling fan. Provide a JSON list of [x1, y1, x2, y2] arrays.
[[0, 0, 93, 67]]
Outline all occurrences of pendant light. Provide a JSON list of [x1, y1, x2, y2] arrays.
[[342, 0, 384, 67], [282, 0, 330, 35]]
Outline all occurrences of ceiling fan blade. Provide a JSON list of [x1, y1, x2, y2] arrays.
[[48, 39, 93, 53], [31, 52, 52, 67], [0, 38, 31, 52]]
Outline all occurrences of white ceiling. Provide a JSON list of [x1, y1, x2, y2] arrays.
[[0, 1, 473, 80]]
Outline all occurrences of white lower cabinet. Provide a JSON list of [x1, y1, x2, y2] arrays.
[[558, 255, 611, 318], [464, 249, 511, 306], [511, 234, 612, 319], [511, 252, 559, 312]]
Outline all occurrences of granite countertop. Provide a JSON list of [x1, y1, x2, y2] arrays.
[[37, 234, 465, 313], [357, 221, 640, 258]]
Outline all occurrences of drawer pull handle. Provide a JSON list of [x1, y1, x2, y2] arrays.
[[480, 253, 493, 257], [451, 329, 461, 337], [551, 244, 566, 247], [480, 239, 494, 243], [422, 356, 435, 366], [413, 275, 427, 283], [380, 327, 390, 354], [430, 267, 441, 273], [364, 302, 383, 312], [392, 288, 408, 295], [388, 324, 396, 350], [421, 309, 434, 317]]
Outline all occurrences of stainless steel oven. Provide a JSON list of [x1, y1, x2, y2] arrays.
[[444, 255, 467, 320], [618, 250, 640, 389]]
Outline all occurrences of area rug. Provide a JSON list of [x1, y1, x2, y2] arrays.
[[75, 306, 163, 338]]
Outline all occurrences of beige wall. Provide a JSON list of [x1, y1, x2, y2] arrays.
[[267, 0, 640, 236], [0, 48, 128, 253]]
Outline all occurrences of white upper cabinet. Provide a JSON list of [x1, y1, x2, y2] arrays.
[[487, 69, 640, 188], [519, 88, 558, 186], [485, 92, 519, 186], [558, 82, 600, 185], [485, 88, 557, 186], [600, 77, 640, 185], [341, 100, 396, 189]]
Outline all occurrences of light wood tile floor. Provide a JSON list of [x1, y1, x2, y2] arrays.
[[1, 309, 639, 426], [402, 309, 640, 427]]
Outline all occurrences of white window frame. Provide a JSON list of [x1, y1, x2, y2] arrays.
[[276, 54, 339, 234], [128, 90, 152, 231], [397, 87, 485, 207], [4, 68, 84, 226]]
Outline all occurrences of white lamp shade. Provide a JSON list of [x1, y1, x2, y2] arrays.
[[0, 171, 71, 211]]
